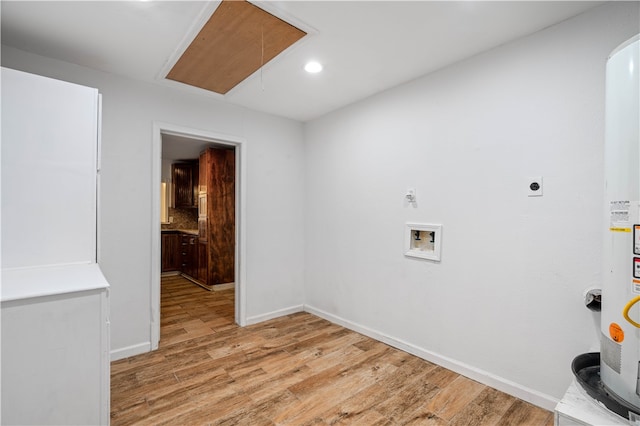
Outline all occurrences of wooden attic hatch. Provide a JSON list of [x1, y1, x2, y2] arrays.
[[166, 0, 307, 94]]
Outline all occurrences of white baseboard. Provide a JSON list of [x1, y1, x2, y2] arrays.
[[110, 342, 151, 361], [303, 304, 558, 411], [245, 304, 304, 325]]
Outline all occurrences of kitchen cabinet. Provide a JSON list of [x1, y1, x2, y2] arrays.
[[199, 147, 236, 286], [197, 241, 208, 283], [161, 231, 206, 286], [161, 147, 235, 290], [161, 232, 180, 272], [180, 233, 198, 279], [172, 161, 199, 208]]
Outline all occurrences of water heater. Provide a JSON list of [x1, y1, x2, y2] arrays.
[[602, 33, 640, 415]]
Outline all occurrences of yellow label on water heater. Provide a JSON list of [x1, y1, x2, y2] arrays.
[[609, 227, 631, 232]]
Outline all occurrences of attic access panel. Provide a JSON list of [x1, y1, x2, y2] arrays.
[[166, 0, 306, 94]]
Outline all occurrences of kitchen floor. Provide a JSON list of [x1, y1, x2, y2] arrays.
[[110, 276, 553, 425]]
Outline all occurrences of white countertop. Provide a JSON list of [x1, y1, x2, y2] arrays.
[[555, 380, 629, 425], [1, 263, 109, 302]]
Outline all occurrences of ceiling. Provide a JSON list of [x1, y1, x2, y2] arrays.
[[162, 133, 230, 161], [1, 1, 605, 123]]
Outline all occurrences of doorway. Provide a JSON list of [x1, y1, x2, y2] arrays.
[[151, 122, 246, 350]]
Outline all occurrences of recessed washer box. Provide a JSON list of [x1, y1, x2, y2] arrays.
[[405, 223, 442, 261]]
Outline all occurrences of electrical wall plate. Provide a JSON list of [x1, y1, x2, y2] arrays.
[[405, 223, 442, 261], [527, 176, 543, 197]]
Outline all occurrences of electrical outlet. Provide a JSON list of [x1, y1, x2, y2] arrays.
[[527, 177, 543, 197]]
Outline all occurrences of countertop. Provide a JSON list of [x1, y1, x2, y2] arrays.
[[555, 380, 627, 425], [162, 228, 198, 236], [1, 263, 110, 302]]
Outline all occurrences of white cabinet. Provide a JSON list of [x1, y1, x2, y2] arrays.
[[1, 67, 100, 269], [1, 266, 110, 425], [1, 67, 110, 425]]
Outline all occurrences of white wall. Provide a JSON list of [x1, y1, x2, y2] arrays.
[[3, 0, 639, 411], [303, 2, 639, 408], [1, 47, 306, 358]]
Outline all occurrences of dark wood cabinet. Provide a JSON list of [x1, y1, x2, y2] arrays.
[[161, 233, 180, 272], [161, 148, 235, 290], [172, 162, 199, 208], [199, 147, 235, 286], [196, 241, 208, 283], [180, 233, 198, 279], [199, 151, 208, 195], [162, 231, 206, 286]]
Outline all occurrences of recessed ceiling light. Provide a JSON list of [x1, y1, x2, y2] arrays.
[[304, 61, 323, 73]]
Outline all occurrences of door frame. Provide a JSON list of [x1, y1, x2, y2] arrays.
[[151, 122, 247, 349]]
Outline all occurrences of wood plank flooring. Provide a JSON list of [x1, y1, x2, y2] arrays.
[[111, 276, 554, 425]]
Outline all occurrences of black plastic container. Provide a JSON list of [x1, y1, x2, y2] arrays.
[[571, 352, 640, 420]]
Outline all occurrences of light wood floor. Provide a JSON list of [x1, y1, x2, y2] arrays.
[[111, 276, 554, 425]]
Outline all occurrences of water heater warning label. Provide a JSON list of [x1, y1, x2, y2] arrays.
[[610, 201, 631, 231], [635, 225, 640, 254], [634, 256, 640, 293]]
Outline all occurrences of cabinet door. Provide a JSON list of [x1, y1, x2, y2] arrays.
[[192, 163, 199, 207], [1, 288, 109, 425], [188, 236, 198, 278], [180, 234, 198, 278], [198, 217, 207, 242], [179, 234, 190, 274], [161, 234, 180, 272], [172, 163, 198, 208], [199, 151, 207, 194]]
